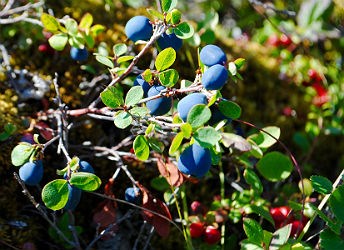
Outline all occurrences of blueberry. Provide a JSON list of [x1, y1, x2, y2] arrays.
[[64, 184, 82, 210], [200, 44, 227, 66], [70, 47, 88, 61], [146, 85, 172, 116], [124, 187, 141, 204], [133, 75, 151, 97], [157, 32, 183, 51], [177, 93, 208, 121], [19, 160, 43, 186], [79, 160, 95, 174], [177, 143, 211, 177], [202, 64, 228, 90], [208, 106, 232, 126], [125, 16, 153, 42]]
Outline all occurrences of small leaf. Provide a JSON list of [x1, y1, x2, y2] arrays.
[[194, 126, 222, 148], [308, 203, 342, 234], [65, 18, 78, 35], [156, 154, 186, 187], [174, 22, 194, 39], [222, 133, 252, 152], [145, 124, 156, 136], [11, 143, 35, 167], [41, 13, 60, 32], [41, 179, 69, 210], [234, 58, 246, 69], [329, 184, 344, 222], [251, 126, 281, 149], [319, 228, 344, 249], [69, 172, 101, 191], [180, 123, 192, 138], [79, 13, 93, 30], [95, 55, 114, 68], [269, 224, 292, 250], [166, 9, 182, 25], [161, 0, 178, 12], [100, 86, 124, 108], [244, 169, 263, 194], [90, 24, 105, 36], [243, 218, 264, 245], [169, 132, 184, 155], [130, 107, 149, 118], [158, 69, 179, 87], [117, 55, 134, 64], [113, 43, 127, 57], [256, 152, 293, 182], [69, 156, 80, 171], [148, 137, 164, 153], [114, 111, 132, 129], [155, 48, 176, 71], [310, 175, 333, 194], [187, 104, 211, 128], [240, 241, 264, 250], [4, 123, 17, 135], [48, 33, 68, 51], [125, 86, 143, 107], [218, 100, 241, 119], [143, 69, 153, 82], [251, 205, 274, 226], [133, 135, 150, 161], [146, 8, 164, 20]]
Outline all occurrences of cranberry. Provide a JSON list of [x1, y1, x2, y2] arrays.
[[308, 69, 322, 82], [270, 206, 292, 224], [290, 220, 304, 237], [189, 222, 204, 238], [266, 34, 280, 47], [204, 226, 221, 245], [279, 34, 292, 47]]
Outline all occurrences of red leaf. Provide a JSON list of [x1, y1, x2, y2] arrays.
[[137, 183, 172, 238], [35, 121, 54, 140], [155, 153, 186, 187]]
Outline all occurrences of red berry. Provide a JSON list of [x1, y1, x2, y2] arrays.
[[308, 69, 322, 82], [267, 34, 280, 47], [189, 222, 204, 238], [190, 201, 207, 215], [204, 226, 221, 245], [290, 220, 304, 237], [312, 82, 327, 97], [38, 43, 54, 55], [282, 106, 294, 117], [279, 34, 292, 47], [270, 206, 292, 224]]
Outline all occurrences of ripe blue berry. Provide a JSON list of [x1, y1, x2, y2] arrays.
[[146, 85, 172, 116], [19, 160, 43, 186], [157, 32, 183, 51], [125, 16, 153, 42], [177, 93, 208, 121], [200, 44, 227, 66], [70, 47, 88, 61], [133, 75, 151, 97], [79, 160, 95, 174], [64, 184, 82, 210], [125, 187, 141, 204], [202, 64, 228, 90], [177, 143, 211, 177]]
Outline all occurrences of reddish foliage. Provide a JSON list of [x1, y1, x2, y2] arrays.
[[35, 121, 54, 140], [155, 153, 186, 187]]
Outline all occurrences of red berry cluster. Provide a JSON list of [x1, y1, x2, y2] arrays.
[[189, 201, 221, 245], [270, 206, 307, 237], [266, 34, 292, 48], [304, 69, 329, 107]]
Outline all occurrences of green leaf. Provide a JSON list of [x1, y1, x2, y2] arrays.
[[146, 8, 164, 20], [194, 126, 222, 148], [113, 43, 127, 57], [222, 133, 252, 152], [166, 9, 182, 25], [130, 106, 149, 118], [100, 86, 124, 108], [150, 176, 170, 191], [143, 69, 153, 82], [251, 205, 274, 226], [148, 137, 164, 153], [155, 48, 176, 71], [243, 218, 264, 245], [234, 58, 246, 69], [169, 132, 184, 155], [329, 184, 344, 222], [48, 33, 68, 51], [244, 169, 263, 194], [308, 203, 342, 234], [79, 13, 93, 30], [180, 123, 192, 138], [187, 104, 211, 128], [251, 126, 281, 149], [117, 55, 134, 64], [240, 240, 264, 250], [114, 111, 132, 129], [218, 100, 241, 119], [0, 132, 10, 141], [41, 13, 60, 32], [158, 69, 179, 87], [174, 22, 194, 39], [133, 135, 150, 161], [4, 123, 17, 135], [311, 175, 333, 194], [90, 24, 105, 36], [41, 179, 69, 210], [125, 86, 143, 107], [256, 152, 293, 182], [84, 34, 95, 48], [65, 18, 78, 35], [68, 34, 84, 48], [161, 0, 178, 12], [69, 172, 101, 191], [11, 143, 35, 167], [269, 224, 292, 250], [95, 55, 114, 68], [319, 228, 344, 249]]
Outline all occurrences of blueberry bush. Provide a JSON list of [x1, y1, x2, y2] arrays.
[[0, 0, 343, 249]]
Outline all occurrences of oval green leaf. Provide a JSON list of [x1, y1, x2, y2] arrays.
[[125, 86, 143, 107], [100, 86, 124, 108], [243, 218, 264, 245], [113, 43, 127, 57], [69, 172, 102, 191], [41, 179, 69, 210], [114, 111, 133, 129], [329, 184, 344, 222], [158, 69, 179, 87], [251, 126, 281, 149], [146, 8, 164, 20], [269, 224, 292, 250], [95, 55, 114, 68], [155, 48, 176, 71], [41, 13, 60, 32], [79, 13, 93, 30], [133, 135, 150, 161], [65, 18, 78, 35], [310, 175, 333, 194], [187, 104, 211, 128], [11, 143, 35, 167], [48, 33, 68, 51], [256, 152, 293, 182], [169, 132, 184, 155], [117, 55, 134, 64], [161, 0, 178, 12], [193, 126, 222, 148], [174, 22, 194, 39], [218, 99, 241, 119], [244, 169, 263, 194], [130, 107, 149, 118]]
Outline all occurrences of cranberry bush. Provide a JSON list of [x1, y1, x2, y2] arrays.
[[1, 0, 344, 249]]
